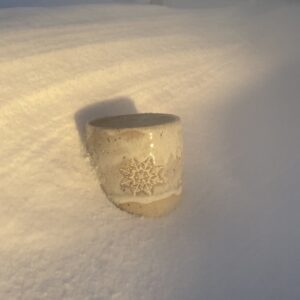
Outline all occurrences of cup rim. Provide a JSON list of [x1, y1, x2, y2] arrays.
[[87, 113, 180, 130]]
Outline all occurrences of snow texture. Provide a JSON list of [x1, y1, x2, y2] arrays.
[[0, 2, 300, 299]]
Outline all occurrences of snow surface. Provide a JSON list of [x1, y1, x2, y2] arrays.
[[1, 2, 300, 299]]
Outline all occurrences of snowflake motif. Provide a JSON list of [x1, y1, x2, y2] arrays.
[[119, 156, 165, 196]]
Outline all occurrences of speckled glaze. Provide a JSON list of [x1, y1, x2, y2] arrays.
[[86, 113, 183, 217]]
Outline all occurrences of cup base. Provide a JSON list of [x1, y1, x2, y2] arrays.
[[117, 194, 181, 217]]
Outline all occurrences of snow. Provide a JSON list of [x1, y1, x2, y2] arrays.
[[1, 2, 300, 299]]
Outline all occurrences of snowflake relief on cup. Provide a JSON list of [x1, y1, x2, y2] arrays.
[[119, 156, 165, 196]]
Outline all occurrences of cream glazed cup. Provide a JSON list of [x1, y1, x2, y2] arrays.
[[86, 113, 183, 217]]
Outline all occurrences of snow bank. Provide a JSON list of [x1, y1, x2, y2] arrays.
[[0, 3, 300, 299]]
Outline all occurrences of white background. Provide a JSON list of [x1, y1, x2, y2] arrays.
[[0, 1, 300, 299]]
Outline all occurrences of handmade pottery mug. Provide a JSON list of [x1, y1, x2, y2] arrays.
[[86, 113, 183, 217]]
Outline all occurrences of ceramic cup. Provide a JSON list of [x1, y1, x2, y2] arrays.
[[86, 113, 183, 217]]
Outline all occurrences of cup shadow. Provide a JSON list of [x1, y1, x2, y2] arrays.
[[74, 96, 138, 150]]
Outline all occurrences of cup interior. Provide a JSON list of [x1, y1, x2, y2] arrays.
[[89, 113, 180, 129]]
